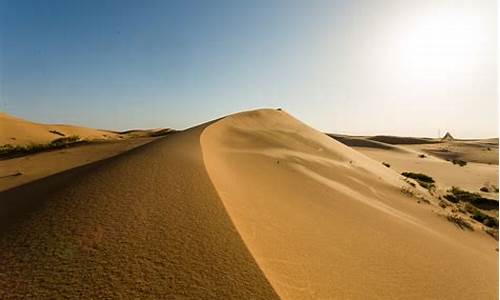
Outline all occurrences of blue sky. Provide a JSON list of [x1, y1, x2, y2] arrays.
[[1, 0, 497, 137]]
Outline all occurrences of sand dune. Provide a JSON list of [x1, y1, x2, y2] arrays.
[[328, 134, 406, 151], [0, 112, 120, 146], [0, 137, 156, 192], [368, 135, 439, 145], [202, 109, 498, 299], [0, 112, 172, 147], [0, 123, 278, 299], [0, 109, 497, 299]]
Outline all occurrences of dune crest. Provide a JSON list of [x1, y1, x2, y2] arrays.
[[201, 109, 498, 299]]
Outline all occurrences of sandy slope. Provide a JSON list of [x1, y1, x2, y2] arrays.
[[201, 109, 498, 299], [0, 137, 156, 192], [357, 147, 499, 200], [1, 108, 497, 299], [0, 112, 172, 146], [0, 125, 278, 299], [0, 112, 120, 146]]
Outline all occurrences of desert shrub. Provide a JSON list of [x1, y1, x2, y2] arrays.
[[417, 197, 430, 204], [443, 194, 458, 203], [382, 162, 391, 168], [50, 135, 80, 146], [49, 130, 65, 137], [447, 214, 474, 231], [480, 186, 489, 192], [485, 228, 499, 240], [401, 172, 435, 190], [439, 200, 449, 208], [418, 154, 426, 158], [446, 187, 498, 210], [401, 172, 434, 183], [0, 136, 82, 158], [470, 210, 499, 228], [452, 159, 467, 166], [401, 187, 414, 197]]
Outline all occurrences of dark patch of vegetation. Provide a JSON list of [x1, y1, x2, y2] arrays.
[[446, 214, 474, 231], [50, 136, 80, 146], [470, 210, 499, 228], [443, 194, 459, 203], [401, 172, 434, 183], [418, 154, 426, 158], [480, 186, 489, 192], [417, 197, 430, 204], [401, 172, 435, 190], [485, 228, 499, 240], [439, 200, 449, 208], [382, 162, 390, 168], [49, 130, 65, 137], [0, 136, 81, 159], [451, 159, 467, 166], [446, 187, 498, 210], [404, 179, 416, 188]]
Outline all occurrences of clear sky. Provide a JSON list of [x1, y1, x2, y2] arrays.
[[1, 0, 497, 137]]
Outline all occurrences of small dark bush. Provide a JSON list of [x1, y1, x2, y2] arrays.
[[401, 172, 435, 190], [382, 162, 391, 168], [49, 130, 65, 137], [50, 135, 80, 146], [447, 214, 474, 231], [470, 210, 499, 228], [418, 154, 426, 158], [485, 228, 499, 240], [446, 187, 498, 210], [0, 135, 81, 158], [439, 200, 449, 208], [443, 194, 459, 203], [400, 187, 414, 197], [452, 159, 467, 166], [480, 186, 489, 193], [401, 172, 435, 183]]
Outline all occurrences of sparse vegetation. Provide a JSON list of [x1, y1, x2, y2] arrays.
[[49, 130, 65, 137], [418, 154, 426, 158], [445, 187, 498, 210], [439, 200, 449, 208], [451, 159, 467, 167], [382, 162, 390, 168], [446, 214, 474, 231], [485, 228, 499, 240], [401, 172, 435, 190], [470, 210, 498, 228], [400, 186, 414, 197], [480, 186, 489, 192], [0, 135, 81, 158]]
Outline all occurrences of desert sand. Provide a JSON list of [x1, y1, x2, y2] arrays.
[[332, 134, 499, 199], [0, 109, 498, 299], [0, 112, 171, 147], [0, 138, 156, 192], [0, 112, 120, 146], [202, 109, 498, 299]]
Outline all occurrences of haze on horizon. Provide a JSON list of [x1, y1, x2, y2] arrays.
[[1, 0, 497, 138]]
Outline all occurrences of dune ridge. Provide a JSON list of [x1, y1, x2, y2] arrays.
[[0, 108, 497, 299], [201, 109, 498, 299], [0, 124, 278, 299]]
